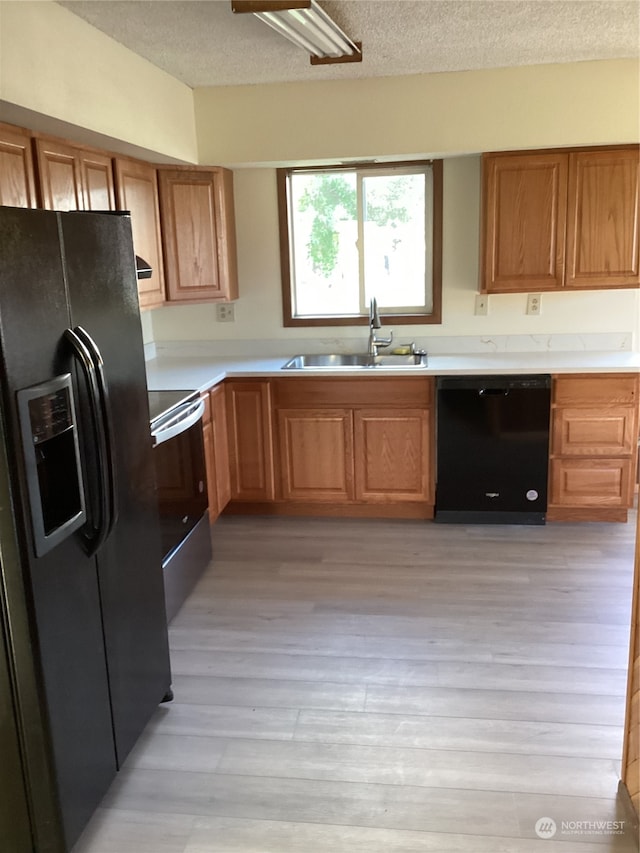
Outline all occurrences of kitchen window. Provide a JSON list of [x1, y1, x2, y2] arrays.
[[277, 160, 442, 326]]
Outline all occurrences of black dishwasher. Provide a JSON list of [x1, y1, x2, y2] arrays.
[[435, 374, 551, 524]]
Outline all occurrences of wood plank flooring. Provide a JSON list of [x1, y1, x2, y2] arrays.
[[73, 514, 640, 852]]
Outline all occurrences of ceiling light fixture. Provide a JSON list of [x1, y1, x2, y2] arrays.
[[231, 1, 362, 65]]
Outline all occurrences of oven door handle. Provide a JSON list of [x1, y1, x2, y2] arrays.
[[151, 398, 205, 447]]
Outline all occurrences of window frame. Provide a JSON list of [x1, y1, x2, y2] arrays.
[[277, 159, 443, 327]]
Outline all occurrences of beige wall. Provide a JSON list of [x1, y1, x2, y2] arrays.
[[1, 3, 637, 348], [0, 1, 198, 163], [149, 157, 640, 349], [194, 59, 640, 166]]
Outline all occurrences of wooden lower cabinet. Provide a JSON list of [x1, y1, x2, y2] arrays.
[[622, 506, 640, 817], [269, 378, 434, 518], [548, 373, 639, 521], [201, 385, 231, 523], [226, 380, 275, 502], [354, 409, 431, 502], [278, 409, 354, 502], [550, 458, 633, 508]]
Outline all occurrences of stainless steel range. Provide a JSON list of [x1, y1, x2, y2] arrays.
[[149, 390, 212, 622]]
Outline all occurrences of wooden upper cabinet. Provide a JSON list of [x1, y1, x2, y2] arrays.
[[482, 146, 640, 293], [482, 151, 568, 293], [34, 137, 116, 212], [114, 157, 165, 310], [565, 148, 640, 289], [0, 123, 37, 208], [80, 150, 116, 211], [158, 167, 239, 303], [35, 138, 84, 210]]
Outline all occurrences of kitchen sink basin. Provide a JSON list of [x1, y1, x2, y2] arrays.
[[281, 352, 428, 369]]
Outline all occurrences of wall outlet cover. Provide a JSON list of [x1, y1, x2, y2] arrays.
[[217, 304, 235, 322], [526, 294, 542, 315]]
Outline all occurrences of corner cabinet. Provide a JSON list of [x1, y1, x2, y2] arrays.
[[157, 167, 239, 304], [114, 157, 165, 310], [548, 374, 639, 522], [482, 146, 640, 293], [0, 123, 37, 208]]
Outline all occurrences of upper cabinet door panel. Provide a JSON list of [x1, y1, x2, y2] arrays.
[[114, 158, 165, 309], [0, 123, 37, 208], [482, 152, 568, 292], [158, 167, 239, 304], [35, 138, 84, 211], [81, 151, 116, 211], [159, 170, 220, 301], [565, 148, 640, 289]]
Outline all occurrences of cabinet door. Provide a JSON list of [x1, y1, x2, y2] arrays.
[[201, 393, 219, 522], [354, 409, 431, 502], [566, 148, 640, 289], [158, 168, 239, 303], [552, 406, 638, 456], [114, 158, 165, 309], [549, 458, 634, 508], [210, 385, 231, 518], [278, 408, 354, 502], [482, 152, 568, 292], [80, 150, 116, 211], [226, 381, 274, 502], [35, 138, 116, 213], [35, 137, 84, 211], [0, 123, 37, 208]]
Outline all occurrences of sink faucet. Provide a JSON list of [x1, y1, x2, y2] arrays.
[[367, 297, 393, 356]]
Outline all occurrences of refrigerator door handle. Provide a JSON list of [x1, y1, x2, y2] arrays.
[[72, 327, 119, 540], [64, 328, 111, 556]]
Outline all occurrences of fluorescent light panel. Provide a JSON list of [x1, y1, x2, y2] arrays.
[[232, 1, 362, 63]]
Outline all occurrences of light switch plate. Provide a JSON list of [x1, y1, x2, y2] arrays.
[[474, 295, 488, 316]]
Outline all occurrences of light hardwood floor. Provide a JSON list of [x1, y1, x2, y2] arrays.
[[73, 514, 640, 852]]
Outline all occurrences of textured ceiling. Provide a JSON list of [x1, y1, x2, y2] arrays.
[[57, 0, 640, 89]]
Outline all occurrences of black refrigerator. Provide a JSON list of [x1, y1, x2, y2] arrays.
[[0, 206, 172, 852]]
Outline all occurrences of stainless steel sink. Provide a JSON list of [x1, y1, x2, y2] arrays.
[[281, 352, 428, 369]]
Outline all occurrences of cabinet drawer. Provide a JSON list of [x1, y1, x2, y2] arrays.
[[549, 458, 634, 507], [274, 377, 433, 408], [553, 374, 638, 406], [552, 406, 637, 455]]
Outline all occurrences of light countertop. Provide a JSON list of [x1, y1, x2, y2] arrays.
[[145, 351, 640, 392]]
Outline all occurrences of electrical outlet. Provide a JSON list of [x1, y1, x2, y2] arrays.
[[474, 294, 488, 316], [216, 303, 235, 322], [526, 293, 541, 315]]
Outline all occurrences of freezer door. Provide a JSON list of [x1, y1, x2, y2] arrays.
[[0, 602, 33, 852], [0, 206, 117, 850], [59, 211, 172, 766]]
